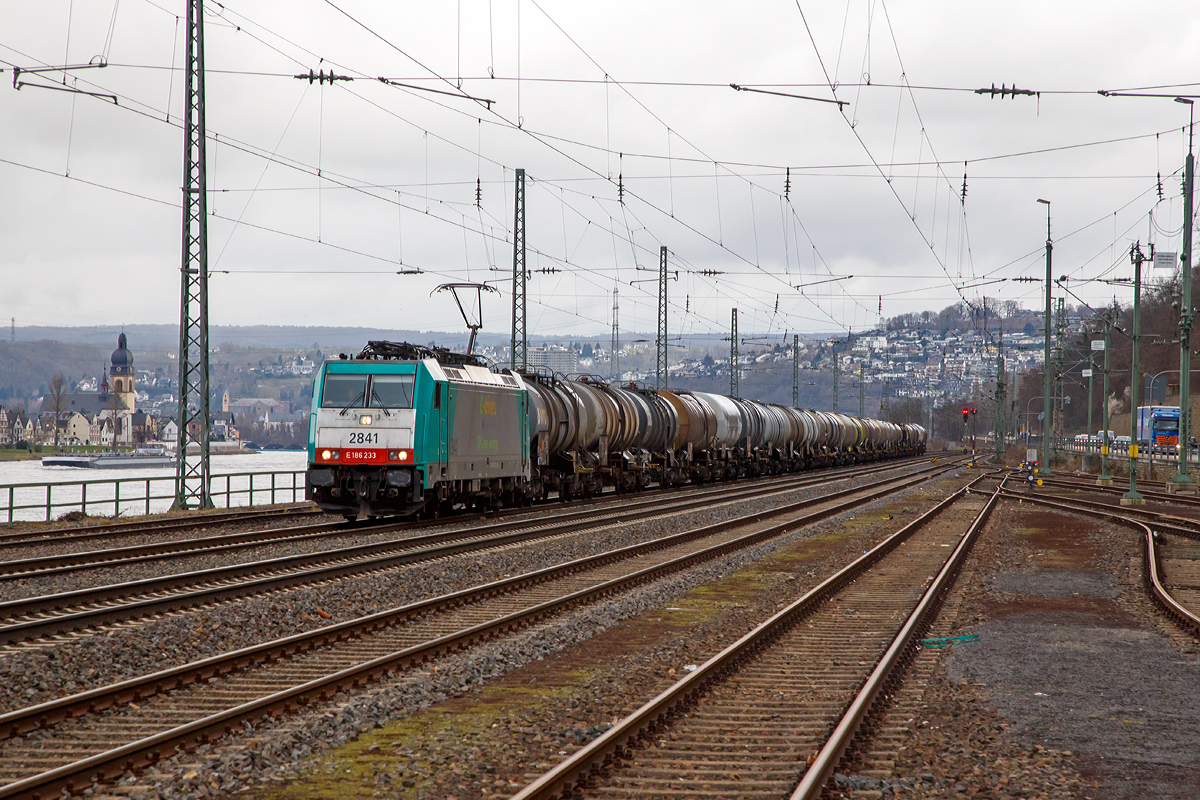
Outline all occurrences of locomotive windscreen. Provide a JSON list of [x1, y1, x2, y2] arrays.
[[369, 375, 415, 409], [321, 375, 367, 408]]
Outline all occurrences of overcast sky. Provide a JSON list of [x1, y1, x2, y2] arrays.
[[2, 1, 1200, 344]]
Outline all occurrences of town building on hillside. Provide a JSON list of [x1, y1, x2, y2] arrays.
[[63, 412, 90, 444], [130, 411, 158, 444], [229, 398, 291, 422], [211, 411, 239, 443], [527, 346, 579, 374]]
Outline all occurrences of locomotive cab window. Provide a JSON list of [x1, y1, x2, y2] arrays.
[[320, 375, 368, 409], [370, 375, 415, 409]]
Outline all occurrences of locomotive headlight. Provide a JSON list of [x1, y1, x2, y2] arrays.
[[321, 449, 333, 461], [359, 415, 373, 425]]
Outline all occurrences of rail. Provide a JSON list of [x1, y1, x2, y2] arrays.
[[0, 471, 306, 524]]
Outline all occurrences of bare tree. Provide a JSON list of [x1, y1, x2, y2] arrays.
[[46, 374, 68, 448], [106, 391, 125, 451]]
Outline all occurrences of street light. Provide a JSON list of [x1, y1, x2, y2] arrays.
[[1037, 198, 1053, 475], [1148, 369, 1180, 403]]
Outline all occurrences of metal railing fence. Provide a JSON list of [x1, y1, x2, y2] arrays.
[[1, 471, 306, 524]]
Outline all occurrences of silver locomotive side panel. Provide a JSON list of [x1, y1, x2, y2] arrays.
[[443, 372, 527, 482]]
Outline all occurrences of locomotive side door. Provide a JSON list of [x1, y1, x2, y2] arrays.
[[440, 381, 451, 470]]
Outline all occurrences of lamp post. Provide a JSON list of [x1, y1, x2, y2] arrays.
[[1148, 369, 1180, 404], [1147, 369, 1180, 476], [1172, 96, 1197, 493], [1038, 199, 1054, 475]]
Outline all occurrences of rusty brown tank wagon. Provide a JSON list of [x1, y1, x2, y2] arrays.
[[307, 342, 926, 518]]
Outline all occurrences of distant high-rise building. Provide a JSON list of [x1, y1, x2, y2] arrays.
[[527, 346, 578, 374]]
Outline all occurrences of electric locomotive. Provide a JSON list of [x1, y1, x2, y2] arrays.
[[306, 341, 530, 520]]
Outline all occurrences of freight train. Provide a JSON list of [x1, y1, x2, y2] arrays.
[[306, 341, 927, 520]]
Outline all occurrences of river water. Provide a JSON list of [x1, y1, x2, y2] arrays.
[[0, 451, 309, 523]]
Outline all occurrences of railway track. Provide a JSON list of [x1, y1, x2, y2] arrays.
[[0, 456, 962, 798], [0, 459, 927, 580], [1037, 473, 1200, 509], [0, 458, 949, 647], [995, 485, 1200, 641], [510, 474, 997, 800], [0, 504, 323, 549], [4, 456, 932, 560]]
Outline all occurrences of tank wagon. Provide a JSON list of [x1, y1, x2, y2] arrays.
[[306, 341, 927, 520]]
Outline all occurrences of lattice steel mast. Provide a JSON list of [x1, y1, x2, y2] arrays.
[[656, 246, 668, 390], [611, 285, 619, 382], [792, 334, 799, 407], [730, 308, 739, 398], [173, 0, 212, 509], [510, 168, 527, 371]]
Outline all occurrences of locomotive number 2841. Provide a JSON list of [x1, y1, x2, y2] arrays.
[[347, 431, 379, 444]]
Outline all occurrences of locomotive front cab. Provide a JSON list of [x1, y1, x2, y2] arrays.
[[306, 359, 426, 519]]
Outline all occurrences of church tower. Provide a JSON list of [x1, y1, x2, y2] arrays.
[[109, 333, 136, 412]]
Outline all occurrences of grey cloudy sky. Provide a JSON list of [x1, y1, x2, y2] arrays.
[[2, 0, 1199, 342]]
